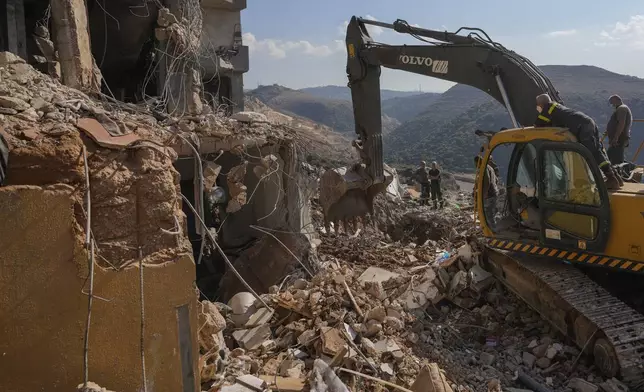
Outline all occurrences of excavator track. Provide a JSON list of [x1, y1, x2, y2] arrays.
[[485, 249, 644, 390]]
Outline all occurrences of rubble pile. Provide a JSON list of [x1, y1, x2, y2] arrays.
[[200, 191, 617, 392], [0, 51, 294, 146]]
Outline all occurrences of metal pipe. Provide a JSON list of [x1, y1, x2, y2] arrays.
[[495, 74, 519, 128]]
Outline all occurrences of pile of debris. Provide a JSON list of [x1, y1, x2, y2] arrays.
[[199, 193, 622, 392]]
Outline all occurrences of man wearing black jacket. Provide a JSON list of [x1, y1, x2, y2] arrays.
[[534, 94, 622, 190], [605, 94, 632, 165]]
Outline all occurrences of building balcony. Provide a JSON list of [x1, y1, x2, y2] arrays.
[[201, 0, 247, 11], [199, 45, 248, 78]]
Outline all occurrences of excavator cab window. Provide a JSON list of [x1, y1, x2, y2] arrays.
[[537, 142, 611, 252]]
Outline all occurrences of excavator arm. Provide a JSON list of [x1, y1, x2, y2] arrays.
[[319, 16, 563, 229], [347, 16, 562, 183]]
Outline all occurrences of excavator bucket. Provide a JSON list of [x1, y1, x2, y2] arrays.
[[319, 163, 394, 233]]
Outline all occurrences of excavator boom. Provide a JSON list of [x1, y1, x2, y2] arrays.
[[319, 17, 563, 227]]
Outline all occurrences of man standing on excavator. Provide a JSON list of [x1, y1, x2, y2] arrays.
[[605, 94, 632, 165], [534, 94, 623, 190]]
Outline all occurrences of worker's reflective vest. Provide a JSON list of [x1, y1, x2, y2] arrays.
[[534, 102, 594, 134]]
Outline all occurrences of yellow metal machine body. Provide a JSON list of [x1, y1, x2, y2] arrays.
[[475, 126, 644, 273]]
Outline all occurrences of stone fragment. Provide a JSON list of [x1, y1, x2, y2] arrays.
[[532, 343, 549, 358], [568, 378, 599, 392], [384, 316, 404, 330], [361, 338, 377, 356], [0, 51, 26, 65], [364, 320, 382, 338], [297, 329, 316, 346], [411, 363, 453, 392], [0, 96, 30, 111], [320, 327, 346, 356], [279, 359, 305, 379], [535, 357, 551, 369], [380, 363, 394, 376], [374, 338, 401, 354], [259, 375, 306, 392], [599, 378, 628, 392], [232, 111, 268, 123], [358, 267, 400, 284], [366, 306, 387, 322], [199, 301, 227, 352], [479, 352, 495, 366], [77, 382, 115, 392], [522, 352, 536, 368]]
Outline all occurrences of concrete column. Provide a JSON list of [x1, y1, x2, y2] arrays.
[[0, 0, 27, 59], [50, 0, 97, 91], [159, 0, 204, 116], [230, 72, 244, 113]]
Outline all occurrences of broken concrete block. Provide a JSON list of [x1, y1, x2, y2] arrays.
[[536, 357, 551, 369], [361, 337, 377, 356], [384, 316, 404, 330], [259, 375, 305, 392], [320, 327, 346, 356], [469, 264, 494, 292], [569, 378, 599, 392], [398, 269, 440, 310], [297, 329, 316, 346], [374, 338, 401, 354], [522, 352, 537, 368], [199, 300, 227, 352], [279, 359, 305, 379], [365, 306, 387, 322], [245, 308, 274, 327], [0, 96, 30, 111], [221, 384, 256, 392], [232, 324, 271, 351], [380, 362, 394, 377], [236, 374, 268, 391], [232, 111, 268, 123], [410, 363, 453, 392], [449, 270, 468, 297], [358, 266, 400, 284]]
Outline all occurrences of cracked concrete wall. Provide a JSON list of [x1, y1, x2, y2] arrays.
[[0, 185, 199, 392]]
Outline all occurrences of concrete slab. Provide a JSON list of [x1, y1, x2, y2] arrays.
[[357, 267, 400, 284]]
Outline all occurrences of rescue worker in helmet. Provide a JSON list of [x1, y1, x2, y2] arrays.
[[533, 94, 623, 190]]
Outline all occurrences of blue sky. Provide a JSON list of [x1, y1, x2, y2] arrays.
[[241, 0, 644, 92]]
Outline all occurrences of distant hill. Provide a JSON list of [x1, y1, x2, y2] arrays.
[[385, 65, 644, 172], [382, 92, 441, 122], [300, 85, 423, 102], [247, 84, 400, 135]]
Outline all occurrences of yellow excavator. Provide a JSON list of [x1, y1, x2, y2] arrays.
[[319, 16, 644, 388]]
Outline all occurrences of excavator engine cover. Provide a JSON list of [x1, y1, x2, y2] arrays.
[[319, 163, 394, 232]]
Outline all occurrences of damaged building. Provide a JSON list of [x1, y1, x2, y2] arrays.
[[0, 1, 315, 391]]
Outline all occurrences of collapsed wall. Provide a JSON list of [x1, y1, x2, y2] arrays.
[[0, 48, 315, 391]]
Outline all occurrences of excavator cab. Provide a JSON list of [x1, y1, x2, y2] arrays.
[[475, 127, 612, 254]]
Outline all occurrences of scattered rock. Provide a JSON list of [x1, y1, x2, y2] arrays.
[[479, 352, 495, 366], [232, 111, 268, 123], [0, 96, 30, 111], [569, 378, 599, 392], [535, 357, 551, 369], [522, 352, 537, 368], [77, 382, 115, 392]]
